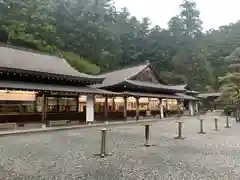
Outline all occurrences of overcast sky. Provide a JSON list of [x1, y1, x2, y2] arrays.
[[113, 0, 240, 30]]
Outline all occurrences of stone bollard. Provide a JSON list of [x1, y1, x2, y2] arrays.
[[142, 124, 154, 147], [213, 117, 219, 131], [198, 118, 206, 134], [225, 116, 231, 128], [96, 128, 111, 158], [174, 121, 185, 140]]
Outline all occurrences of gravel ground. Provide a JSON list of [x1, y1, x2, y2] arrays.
[[0, 113, 240, 180]]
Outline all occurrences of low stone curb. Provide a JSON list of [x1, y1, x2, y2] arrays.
[[0, 118, 167, 137], [0, 116, 192, 137]]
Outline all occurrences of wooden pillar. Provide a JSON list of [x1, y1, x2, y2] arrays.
[[86, 94, 94, 123], [189, 100, 194, 116], [112, 97, 116, 112], [76, 96, 79, 112], [56, 96, 60, 112], [159, 98, 164, 119], [177, 99, 181, 117], [165, 99, 168, 117], [195, 101, 199, 113], [104, 95, 108, 119], [147, 98, 151, 116], [41, 94, 47, 126], [123, 96, 127, 120], [33, 93, 37, 113], [136, 96, 140, 120], [194, 100, 197, 113]]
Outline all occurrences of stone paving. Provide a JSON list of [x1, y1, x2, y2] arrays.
[[0, 113, 240, 180]]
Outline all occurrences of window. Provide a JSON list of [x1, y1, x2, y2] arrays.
[[165, 99, 178, 110], [21, 102, 35, 113], [59, 97, 77, 112], [67, 98, 77, 112], [48, 97, 58, 112], [36, 96, 78, 113], [59, 97, 67, 112], [149, 100, 158, 109], [0, 101, 34, 114]]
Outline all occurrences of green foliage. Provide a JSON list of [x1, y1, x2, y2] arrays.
[[63, 52, 100, 74], [219, 73, 240, 104], [0, 25, 8, 42], [219, 47, 240, 104], [223, 104, 235, 116], [179, 0, 203, 37], [0, 0, 240, 89]]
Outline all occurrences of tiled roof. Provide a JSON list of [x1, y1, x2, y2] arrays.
[[0, 80, 117, 95], [186, 90, 199, 94], [198, 93, 221, 98], [0, 45, 102, 82], [175, 93, 198, 100], [168, 84, 187, 91], [125, 80, 185, 92], [92, 62, 149, 88], [91, 62, 198, 94], [123, 91, 182, 99]]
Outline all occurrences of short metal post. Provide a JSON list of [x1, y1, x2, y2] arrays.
[[214, 118, 219, 131], [145, 124, 150, 146], [225, 116, 231, 128], [101, 129, 107, 157], [142, 124, 154, 147], [174, 121, 185, 140], [98, 128, 111, 158], [198, 119, 206, 134]]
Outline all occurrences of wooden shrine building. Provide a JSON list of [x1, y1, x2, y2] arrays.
[[198, 92, 221, 111], [92, 61, 199, 121], [0, 45, 199, 127], [0, 45, 116, 126]]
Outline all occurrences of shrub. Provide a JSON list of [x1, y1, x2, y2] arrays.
[[63, 52, 100, 74], [223, 105, 235, 116]]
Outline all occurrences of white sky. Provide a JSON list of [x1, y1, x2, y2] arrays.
[[113, 0, 240, 30]]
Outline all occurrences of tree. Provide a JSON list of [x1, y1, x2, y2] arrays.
[[179, 0, 203, 37], [168, 16, 184, 41], [219, 48, 240, 121], [1, 0, 240, 93]]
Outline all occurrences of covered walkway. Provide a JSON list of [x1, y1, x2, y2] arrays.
[[0, 45, 200, 128]]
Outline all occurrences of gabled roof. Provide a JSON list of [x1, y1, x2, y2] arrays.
[[0, 45, 103, 82], [124, 80, 185, 92], [123, 91, 183, 99], [175, 93, 198, 100], [93, 62, 149, 88], [92, 62, 192, 92], [168, 84, 187, 90], [186, 90, 199, 94], [198, 93, 220, 98]]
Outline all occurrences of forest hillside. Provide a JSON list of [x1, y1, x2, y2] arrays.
[[0, 0, 239, 92]]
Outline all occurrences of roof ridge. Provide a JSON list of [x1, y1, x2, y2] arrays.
[[126, 79, 164, 85], [126, 80, 186, 87], [98, 61, 150, 76], [0, 43, 62, 58], [167, 84, 187, 87]]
